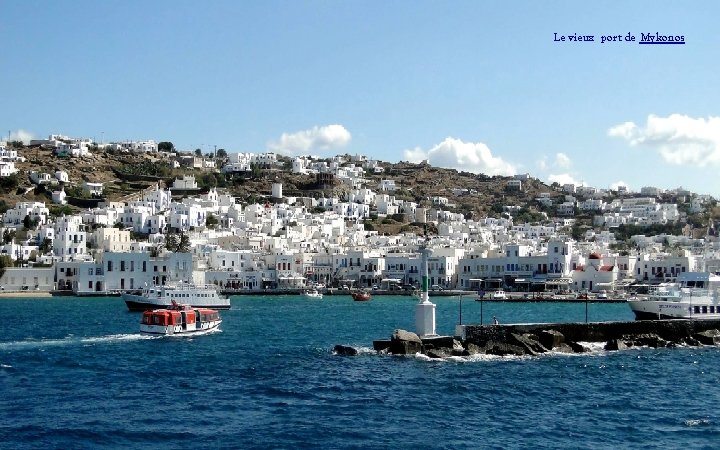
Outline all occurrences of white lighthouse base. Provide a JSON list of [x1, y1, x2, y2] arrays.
[[415, 300, 437, 337]]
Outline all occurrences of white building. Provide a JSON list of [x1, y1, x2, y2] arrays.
[[53, 216, 88, 260]]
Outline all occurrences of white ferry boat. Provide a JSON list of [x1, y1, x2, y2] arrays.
[[627, 272, 720, 320], [140, 302, 222, 335], [123, 283, 230, 311]]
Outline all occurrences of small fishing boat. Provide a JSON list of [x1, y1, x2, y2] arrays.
[[304, 289, 323, 299], [139, 301, 222, 335], [352, 290, 372, 301]]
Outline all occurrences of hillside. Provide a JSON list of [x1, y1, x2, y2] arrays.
[[5, 147, 560, 217]]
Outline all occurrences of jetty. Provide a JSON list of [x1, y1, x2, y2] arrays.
[[370, 319, 720, 358]]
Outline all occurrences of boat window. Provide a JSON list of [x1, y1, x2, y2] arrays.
[[694, 306, 700, 314], [702, 306, 708, 314], [711, 306, 715, 313]]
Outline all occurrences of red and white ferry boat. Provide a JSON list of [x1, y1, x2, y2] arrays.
[[140, 301, 222, 335]]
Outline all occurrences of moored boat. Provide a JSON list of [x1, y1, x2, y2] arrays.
[[627, 272, 720, 320], [304, 289, 323, 299], [352, 290, 372, 301], [140, 302, 222, 335], [123, 283, 230, 311]]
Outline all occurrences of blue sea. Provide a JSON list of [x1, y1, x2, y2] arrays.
[[1, 295, 719, 449]]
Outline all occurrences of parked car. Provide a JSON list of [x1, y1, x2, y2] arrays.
[[430, 285, 443, 291]]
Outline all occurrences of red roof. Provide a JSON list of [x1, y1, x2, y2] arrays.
[[588, 252, 602, 259], [599, 265, 615, 272]]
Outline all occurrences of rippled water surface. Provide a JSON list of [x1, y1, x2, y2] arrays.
[[1, 295, 719, 449]]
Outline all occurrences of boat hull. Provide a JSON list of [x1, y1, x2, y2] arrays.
[[140, 320, 222, 335], [627, 299, 720, 321], [124, 294, 230, 311]]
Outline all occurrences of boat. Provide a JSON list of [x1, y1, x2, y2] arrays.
[[123, 283, 230, 311], [352, 290, 372, 301], [491, 290, 507, 300], [304, 289, 323, 299], [627, 272, 720, 320], [596, 290, 609, 300], [140, 301, 222, 335]]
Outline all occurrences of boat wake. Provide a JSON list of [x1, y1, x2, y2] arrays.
[[0, 333, 159, 351]]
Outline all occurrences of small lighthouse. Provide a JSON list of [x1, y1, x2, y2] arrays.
[[415, 228, 436, 337]]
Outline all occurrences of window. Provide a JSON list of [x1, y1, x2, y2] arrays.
[[130, 261, 134, 272], [143, 261, 147, 272], [120, 261, 125, 272]]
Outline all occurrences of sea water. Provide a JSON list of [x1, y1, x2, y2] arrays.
[[1, 295, 719, 449]]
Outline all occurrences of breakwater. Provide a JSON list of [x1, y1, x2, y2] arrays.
[[369, 319, 720, 358]]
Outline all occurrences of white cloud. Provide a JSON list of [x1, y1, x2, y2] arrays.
[[537, 156, 548, 171], [7, 129, 34, 144], [607, 122, 636, 139], [268, 124, 351, 155], [402, 137, 516, 176], [608, 114, 720, 166], [537, 152, 571, 172], [548, 173, 581, 186], [555, 152, 572, 169]]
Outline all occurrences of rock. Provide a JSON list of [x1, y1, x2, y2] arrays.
[[390, 329, 422, 355], [426, 349, 449, 359], [372, 340, 391, 352], [484, 341, 527, 357], [465, 343, 483, 355], [334, 345, 358, 356], [509, 333, 548, 355], [451, 348, 468, 357], [568, 341, 589, 353], [694, 329, 720, 345], [453, 339, 464, 352], [553, 343, 575, 354], [392, 329, 421, 343], [627, 333, 669, 348], [605, 339, 629, 351], [538, 330, 565, 350]]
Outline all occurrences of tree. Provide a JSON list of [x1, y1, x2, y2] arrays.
[[38, 237, 52, 254], [205, 214, 219, 229], [165, 233, 179, 252], [194, 148, 202, 157], [158, 141, 175, 152], [177, 233, 190, 253], [2, 229, 16, 244], [0, 255, 12, 280], [0, 174, 19, 194], [216, 148, 227, 159], [165, 232, 190, 253], [23, 214, 32, 230]]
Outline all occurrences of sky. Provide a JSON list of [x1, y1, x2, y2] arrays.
[[2, 1, 720, 196]]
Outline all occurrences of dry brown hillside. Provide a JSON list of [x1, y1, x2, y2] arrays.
[[5, 146, 560, 222]]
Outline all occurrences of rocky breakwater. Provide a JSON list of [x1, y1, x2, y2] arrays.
[[369, 320, 720, 358]]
